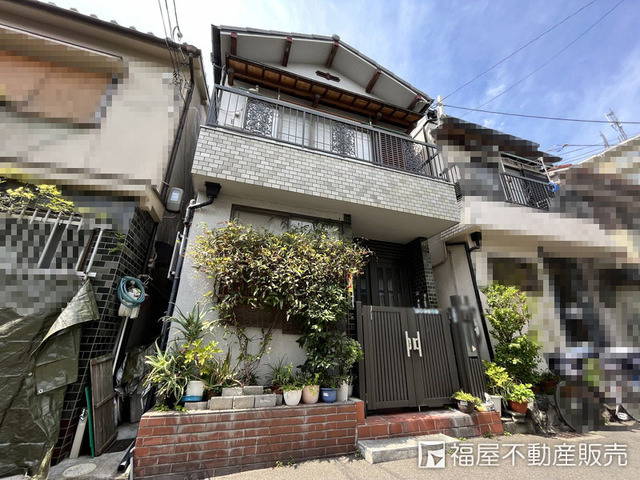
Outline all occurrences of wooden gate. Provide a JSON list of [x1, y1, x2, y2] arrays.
[[357, 304, 460, 410], [90, 354, 117, 455]]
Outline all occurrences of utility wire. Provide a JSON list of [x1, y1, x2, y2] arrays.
[[442, 0, 597, 101], [476, 0, 625, 108], [443, 104, 640, 124]]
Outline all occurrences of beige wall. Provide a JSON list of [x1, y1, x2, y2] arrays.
[[0, 5, 207, 218], [170, 191, 354, 383]]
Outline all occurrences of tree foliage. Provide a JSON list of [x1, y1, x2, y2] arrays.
[[483, 283, 541, 384], [0, 178, 75, 213]]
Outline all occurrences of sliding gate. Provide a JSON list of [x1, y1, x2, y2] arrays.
[[356, 304, 462, 410]]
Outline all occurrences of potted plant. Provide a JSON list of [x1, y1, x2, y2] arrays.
[[336, 375, 350, 402], [320, 377, 338, 403], [452, 390, 482, 414], [266, 357, 295, 395], [282, 383, 303, 406], [483, 361, 511, 417], [537, 371, 560, 395], [506, 383, 535, 414], [302, 373, 320, 404]]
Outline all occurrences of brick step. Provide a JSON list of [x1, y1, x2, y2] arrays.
[[358, 433, 458, 464], [357, 409, 503, 441]]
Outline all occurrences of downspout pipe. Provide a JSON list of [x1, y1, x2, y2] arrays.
[[446, 241, 494, 359], [160, 181, 221, 350]]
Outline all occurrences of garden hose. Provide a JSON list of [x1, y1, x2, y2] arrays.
[[117, 276, 146, 308]]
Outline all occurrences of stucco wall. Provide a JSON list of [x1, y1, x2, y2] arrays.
[[0, 7, 206, 205], [171, 193, 356, 383]]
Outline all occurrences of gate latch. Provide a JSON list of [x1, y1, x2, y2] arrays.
[[404, 331, 423, 358]]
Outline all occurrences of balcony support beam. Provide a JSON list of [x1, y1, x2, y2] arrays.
[[366, 69, 382, 94], [281, 36, 293, 67]]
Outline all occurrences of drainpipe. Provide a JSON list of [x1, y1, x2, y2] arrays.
[[159, 181, 221, 350], [160, 46, 199, 203], [446, 241, 494, 359]]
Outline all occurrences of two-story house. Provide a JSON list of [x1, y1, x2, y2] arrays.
[[418, 114, 636, 430], [0, 0, 208, 472], [172, 26, 470, 413]]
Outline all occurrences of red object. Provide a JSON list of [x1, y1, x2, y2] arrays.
[[508, 400, 528, 414]]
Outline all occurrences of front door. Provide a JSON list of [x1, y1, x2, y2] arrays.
[[355, 241, 412, 308]]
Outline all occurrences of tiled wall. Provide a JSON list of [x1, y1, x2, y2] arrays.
[[53, 207, 156, 462], [192, 127, 459, 222]]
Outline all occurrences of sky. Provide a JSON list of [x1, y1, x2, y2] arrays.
[[47, 0, 640, 164]]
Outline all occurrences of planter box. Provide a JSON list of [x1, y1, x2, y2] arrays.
[[208, 396, 233, 410], [243, 385, 264, 395], [233, 395, 255, 409], [221, 387, 243, 397], [254, 394, 277, 408], [185, 401, 207, 411]]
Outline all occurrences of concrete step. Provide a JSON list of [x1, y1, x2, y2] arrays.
[[357, 433, 458, 464]]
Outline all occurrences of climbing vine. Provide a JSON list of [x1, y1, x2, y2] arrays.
[[190, 222, 370, 380]]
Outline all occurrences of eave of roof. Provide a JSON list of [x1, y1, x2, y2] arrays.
[[3, 0, 209, 100], [212, 25, 433, 105], [434, 115, 561, 164]]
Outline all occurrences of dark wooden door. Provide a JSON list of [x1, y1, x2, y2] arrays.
[[410, 310, 460, 407], [357, 305, 461, 411], [355, 241, 412, 307], [358, 305, 417, 409]]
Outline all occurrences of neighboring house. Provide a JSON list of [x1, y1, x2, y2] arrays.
[[417, 115, 638, 425], [549, 134, 640, 418], [0, 0, 208, 469], [172, 26, 476, 413]]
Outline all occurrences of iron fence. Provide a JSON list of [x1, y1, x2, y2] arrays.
[[500, 172, 554, 210], [208, 85, 449, 180]]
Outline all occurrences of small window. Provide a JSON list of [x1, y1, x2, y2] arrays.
[[489, 257, 541, 294]]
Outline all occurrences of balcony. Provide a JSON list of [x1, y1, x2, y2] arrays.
[[500, 172, 554, 210], [207, 85, 448, 180]]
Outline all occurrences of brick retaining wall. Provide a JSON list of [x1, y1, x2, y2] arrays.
[[133, 402, 358, 479]]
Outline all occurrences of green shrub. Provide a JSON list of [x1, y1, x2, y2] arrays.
[[452, 390, 482, 405], [483, 284, 541, 385], [190, 222, 369, 381], [483, 361, 512, 396], [506, 383, 535, 403]]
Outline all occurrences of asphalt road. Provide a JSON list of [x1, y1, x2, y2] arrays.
[[224, 428, 640, 480]]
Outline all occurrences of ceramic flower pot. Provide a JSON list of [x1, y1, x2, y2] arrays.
[[320, 387, 337, 403], [302, 385, 319, 404], [457, 400, 475, 414], [185, 380, 205, 400], [489, 395, 502, 417], [336, 382, 349, 402], [508, 400, 528, 414], [283, 389, 302, 406]]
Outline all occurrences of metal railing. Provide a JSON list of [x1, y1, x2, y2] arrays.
[[208, 85, 449, 181], [500, 172, 554, 210]]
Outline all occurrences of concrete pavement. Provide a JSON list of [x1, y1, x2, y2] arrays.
[[224, 428, 640, 480]]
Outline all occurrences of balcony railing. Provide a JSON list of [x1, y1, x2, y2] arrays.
[[500, 172, 554, 210], [207, 85, 449, 181]]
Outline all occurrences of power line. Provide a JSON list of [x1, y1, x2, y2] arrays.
[[442, 0, 597, 101], [443, 104, 640, 124], [476, 0, 625, 108]]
